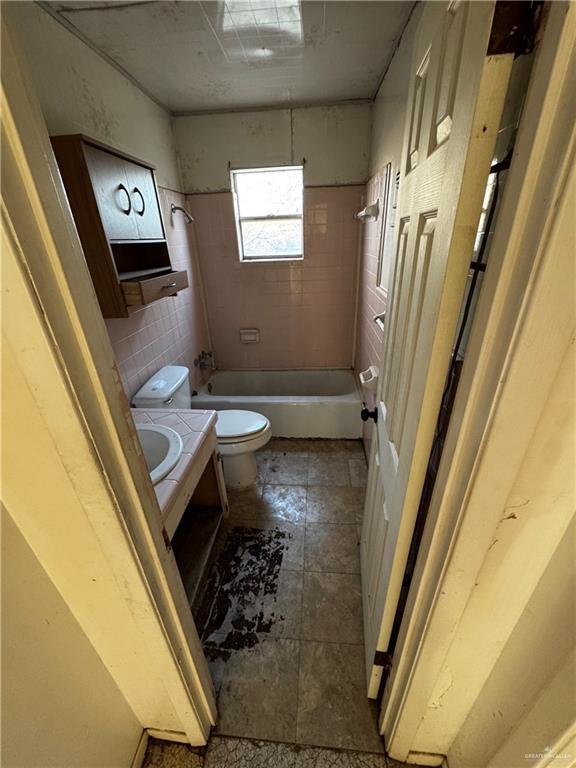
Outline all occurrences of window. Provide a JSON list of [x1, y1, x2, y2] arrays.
[[231, 166, 304, 261]]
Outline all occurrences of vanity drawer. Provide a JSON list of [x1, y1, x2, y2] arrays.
[[121, 270, 189, 306]]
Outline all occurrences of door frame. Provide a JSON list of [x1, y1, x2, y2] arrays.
[[380, 2, 575, 761], [2, 17, 216, 744]]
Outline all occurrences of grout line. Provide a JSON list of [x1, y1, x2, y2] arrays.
[[301, 568, 361, 577], [294, 484, 307, 740], [304, 521, 359, 527], [298, 638, 366, 650]]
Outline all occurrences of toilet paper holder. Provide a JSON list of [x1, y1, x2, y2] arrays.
[[240, 328, 260, 344]]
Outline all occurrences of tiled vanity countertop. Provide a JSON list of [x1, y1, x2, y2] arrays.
[[132, 408, 219, 536]]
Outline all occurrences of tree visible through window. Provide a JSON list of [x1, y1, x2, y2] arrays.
[[231, 166, 304, 261]]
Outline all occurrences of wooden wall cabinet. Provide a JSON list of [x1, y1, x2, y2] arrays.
[[51, 134, 188, 318]]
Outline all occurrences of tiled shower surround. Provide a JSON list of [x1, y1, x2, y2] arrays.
[[106, 183, 376, 402], [188, 185, 363, 370], [105, 187, 211, 399]]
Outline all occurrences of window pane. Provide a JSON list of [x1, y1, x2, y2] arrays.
[[241, 218, 302, 259], [235, 168, 303, 218]]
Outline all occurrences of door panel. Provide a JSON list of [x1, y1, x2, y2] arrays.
[[361, 0, 514, 696], [430, 2, 468, 150], [382, 218, 410, 402], [361, 438, 389, 698], [391, 214, 436, 447]]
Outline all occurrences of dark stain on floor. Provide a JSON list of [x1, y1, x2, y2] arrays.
[[196, 526, 292, 658]]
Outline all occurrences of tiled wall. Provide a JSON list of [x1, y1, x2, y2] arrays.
[[355, 169, 389, 452], [105, 187, 210, 399], [188, 186, 363, 370]]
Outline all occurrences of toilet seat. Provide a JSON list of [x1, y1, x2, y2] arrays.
[[216, 410, 269, 443], [214, 409, 272, 488]]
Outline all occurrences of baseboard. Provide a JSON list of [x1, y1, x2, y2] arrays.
[[130, 730, 149, 768], [408, 751, 449, 767], [145, 728, 190, 744]]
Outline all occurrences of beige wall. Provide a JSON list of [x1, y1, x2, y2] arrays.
[[1, 508, 142, 768], [173, 104, 372, 192], [6, 2, 181, 191], [369, 5, 421, 177], [426, 345, 576, 764], [447, 517, 576, 768]]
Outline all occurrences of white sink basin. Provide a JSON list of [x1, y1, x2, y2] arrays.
[[136, 424, 183, 485]]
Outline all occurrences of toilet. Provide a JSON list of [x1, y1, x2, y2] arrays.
[[132, 365, 271, 489]]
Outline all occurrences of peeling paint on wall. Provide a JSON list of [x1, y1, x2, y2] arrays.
[[173, 104, 372, 193], [8, 2, 182, 190]]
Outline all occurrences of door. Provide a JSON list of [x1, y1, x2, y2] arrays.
[[84, 144, 139, 241], [361, 0, 514, 697], [124, 161, 164, 240]]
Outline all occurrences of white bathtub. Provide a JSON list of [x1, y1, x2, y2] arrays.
[[191, 370, 362, 439]]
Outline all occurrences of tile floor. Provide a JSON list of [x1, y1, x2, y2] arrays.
[[191, 438, 383, 756]]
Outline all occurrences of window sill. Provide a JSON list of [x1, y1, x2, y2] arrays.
[[240, 256, 304, 264]]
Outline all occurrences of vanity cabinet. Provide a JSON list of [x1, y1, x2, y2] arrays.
[[51, 134, 188, 318]]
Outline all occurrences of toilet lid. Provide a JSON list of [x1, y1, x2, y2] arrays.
[[216, 410, 268, 439]]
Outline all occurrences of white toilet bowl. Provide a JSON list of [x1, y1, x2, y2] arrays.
[[132, 366, 271, 489], [216, 410, 272, 489]]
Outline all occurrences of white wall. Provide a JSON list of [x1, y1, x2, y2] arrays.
[[369, 4, 421, 177], [173, 103, 372, 192], [1, 508, 142, 768], [6, 2, 181, 191]]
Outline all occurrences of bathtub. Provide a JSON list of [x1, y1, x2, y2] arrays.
[[191, 370, 363, 439]]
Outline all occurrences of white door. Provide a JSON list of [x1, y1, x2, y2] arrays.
[[361, 0, 514, 698]]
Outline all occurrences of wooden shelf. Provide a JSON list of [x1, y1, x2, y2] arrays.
[[172, 506, 223, 610]]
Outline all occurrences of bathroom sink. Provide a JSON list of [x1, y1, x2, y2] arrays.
[[136, 424, 183, 485]]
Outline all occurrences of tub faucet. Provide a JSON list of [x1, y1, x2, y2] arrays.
[[195, 350, 214, 370]]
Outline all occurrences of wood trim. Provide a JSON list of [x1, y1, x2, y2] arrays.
[[130, 731, 149, 768], [381, 2, 576, 759], [145, 729, 189, 744]]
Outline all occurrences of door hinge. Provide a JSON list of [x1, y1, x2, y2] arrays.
[[161, 526, 172, 551], [374, 650, 393, 673], [488, 1, 543, 58]]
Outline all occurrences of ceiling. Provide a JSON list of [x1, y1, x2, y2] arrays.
[[43, 0, 414, 113]]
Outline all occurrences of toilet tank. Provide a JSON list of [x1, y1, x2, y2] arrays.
[[132, 365, 191, 409]]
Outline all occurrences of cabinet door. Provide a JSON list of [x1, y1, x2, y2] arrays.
[[84, 145, 139, 241], [124, 162, 164, 240]]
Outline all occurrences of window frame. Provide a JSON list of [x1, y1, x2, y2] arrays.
[[230, 165, 304, 263]]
